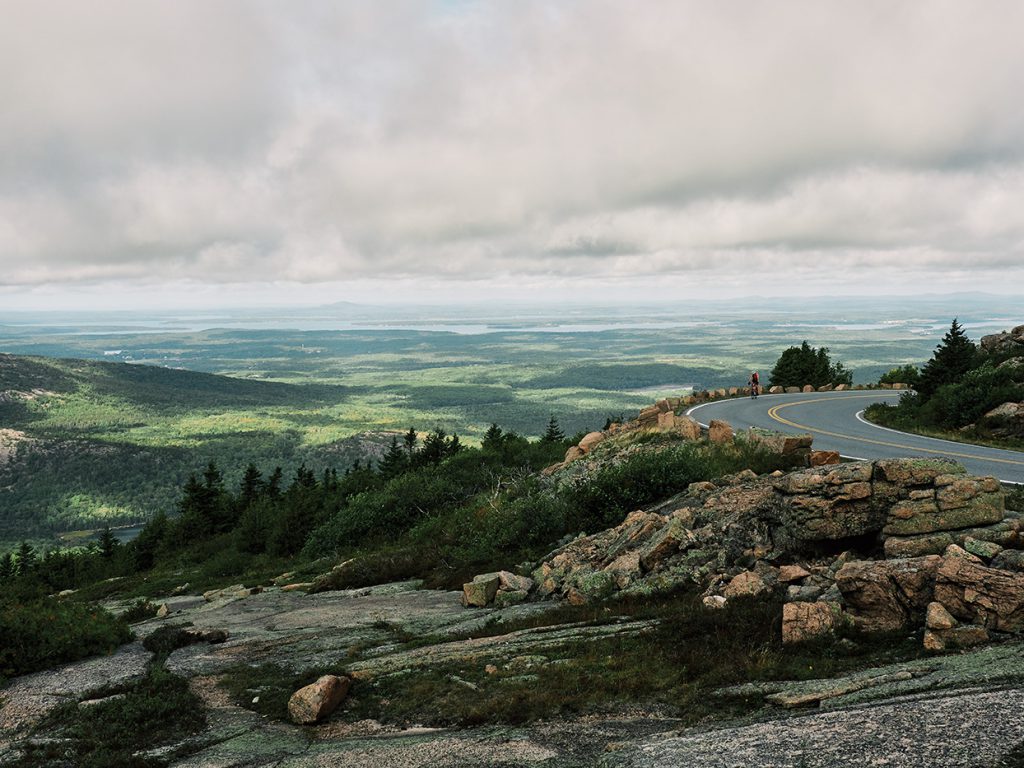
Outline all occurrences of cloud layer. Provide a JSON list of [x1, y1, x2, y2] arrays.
[[2, 1, 1023, 300]]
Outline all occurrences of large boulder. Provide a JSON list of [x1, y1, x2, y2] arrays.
[[782, 601, 842, 645], [462, 573, 501, 607], [708, 420, 734, 444], [882, 476, 1004, 535], [835, 556, 941, 632], [578, 431, 606, 453], [933, 556, 1024, 632], [773, 462, 884, 545], [288, 675, 351, 724]]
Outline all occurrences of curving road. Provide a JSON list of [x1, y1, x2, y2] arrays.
[[685, 390, 1024, 485]]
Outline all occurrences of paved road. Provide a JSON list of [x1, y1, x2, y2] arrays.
[[685, 390, 1024, 485]]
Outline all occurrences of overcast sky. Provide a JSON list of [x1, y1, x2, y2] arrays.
[[2, 1, 1023, 310]]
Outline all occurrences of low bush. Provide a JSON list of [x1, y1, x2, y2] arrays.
[[0, 597, 132, 681], [16, 663, 205, 768]]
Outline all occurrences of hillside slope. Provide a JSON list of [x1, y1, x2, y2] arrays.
[[0, 354, 383, 542]]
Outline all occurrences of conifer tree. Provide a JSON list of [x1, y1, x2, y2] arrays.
[[238, 463, 264, 511], [378, 436, 407, 478], [403, 427, 418, 458], [98, 526, 118, 559], [15, 541, 36, 576], [916, 318, 979, 398], [482, 423, 504, 451], [0, 551, 13, 579], [540, 415, 565, 443]]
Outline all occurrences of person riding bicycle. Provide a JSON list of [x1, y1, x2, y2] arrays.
[[749, 371, 760, 399]]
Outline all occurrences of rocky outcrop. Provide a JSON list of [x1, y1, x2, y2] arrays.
[[288, 674, 351, 724], [980, 324, 1024, 356], [979, 401, 1024, 438]]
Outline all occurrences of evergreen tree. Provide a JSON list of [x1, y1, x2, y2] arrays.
[[238, 463, 264, 511], [420, 428, 449, 464], [0, 551, 13, 580], [447, 433, 463, 455], [403, 427, 418, 458], [132, 511, 168, 571], [267, 467, 284, 499], [15, 541, 36, 576], [481, 423, 504, 451], [540, 415, 565, 443], [378, 436, 408, 478], [98, 526, 118, 559], [917, 318, 979, 399]]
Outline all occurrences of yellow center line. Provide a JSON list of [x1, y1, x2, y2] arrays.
[[767, 396, 1024, 467]]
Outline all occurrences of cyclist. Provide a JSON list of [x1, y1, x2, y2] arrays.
[[749, 371, 760, 399]]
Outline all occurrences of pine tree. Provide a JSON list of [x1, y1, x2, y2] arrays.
[[98, 526, 118, 559], [540, 415, 565, 443], [420, 428, 449, 464], [481, 423, 504, 451], [378, 436, 408, 478], [267, 467, 284, 499], [917, 318, 979, 398], [238, 463, 264, 511], [15, 541, 36, 576], [403, 427, 418, 458], [0, 551, 13, 580]]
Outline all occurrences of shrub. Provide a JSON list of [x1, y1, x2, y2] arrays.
[[19, 663, 205, 768], [0, 598, 132, 681]]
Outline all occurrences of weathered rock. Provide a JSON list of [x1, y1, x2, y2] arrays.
[[494, 589, 529, 608], [810, 450, 841, 466], [802, 385, 815, 393], [672, 415, 702, 440], [496, 571, 534, 593], [786, 584, 824, 603], [723, 570, 770, 599], [962, 537, 1003, 560], [578, 431, 605, 453], [835, 384, 849, 391], [782, 601, 841, 645], [156, 603, 170, 619], [836, 556, 941, 632], [769, 385, 784, 394], [943, 543, 984, 563], [639, 518, 694, 572], [817, 384, 834, 392], [702, 595, 727, 610], [991, 548, 1024, 572], [883, 478, 1004, 536], [563, 445, 584, 464], [924, 625, 990, 652], [785, 386, 801, 394], [926, 601, 957, 631], [462, 573, 501, 607], [708, 419, 734, 444], [874, 458, 964, 486], [779, 564, 811, 583], [934, 557, 1024, 631], [980, 324, 1024, 355], [287, 674, 351, 724], [884, 532, 954, 559]]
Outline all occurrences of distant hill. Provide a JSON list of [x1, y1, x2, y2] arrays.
[[0, 354, 386, 544]]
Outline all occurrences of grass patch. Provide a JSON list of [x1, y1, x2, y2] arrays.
[[339, 592, 923, 728]]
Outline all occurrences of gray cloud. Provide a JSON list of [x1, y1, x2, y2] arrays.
[[1, 0, 1023, 299]]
